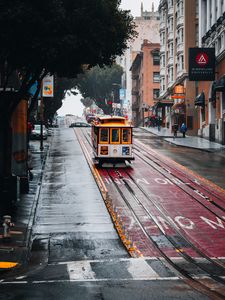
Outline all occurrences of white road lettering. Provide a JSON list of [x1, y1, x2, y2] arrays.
[[136, 178, 150, 185], [155, 178, 173, 185], [200, 216, 225, 229], [174, 216, 195, 230], [157, 216, 170, 230]]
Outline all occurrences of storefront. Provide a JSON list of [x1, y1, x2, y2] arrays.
[[171, 101, 186, 128]]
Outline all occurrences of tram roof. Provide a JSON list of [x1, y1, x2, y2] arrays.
[[93, 116, 133, 127]]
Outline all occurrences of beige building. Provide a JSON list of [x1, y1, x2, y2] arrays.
[[159, 0, 198, 133], [117, 3, 160, 123]]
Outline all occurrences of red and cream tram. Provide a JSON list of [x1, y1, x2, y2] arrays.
[[91, 116, 134, 166]]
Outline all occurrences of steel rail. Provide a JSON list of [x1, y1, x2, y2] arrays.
[[134, 140, 225, 206], [133, 147, 225, 223], [106, 168, 225, 300]]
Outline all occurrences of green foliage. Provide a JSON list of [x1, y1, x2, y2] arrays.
[[0, 0, 136, 118], [80, 97, 94, 108], [0, 0, 135, 78], [76, 64, 123, 114]]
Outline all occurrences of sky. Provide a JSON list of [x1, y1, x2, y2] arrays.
[[57, 0, 160, 117]]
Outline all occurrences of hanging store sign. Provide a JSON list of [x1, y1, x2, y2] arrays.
[[174, 84, 185, 94], [189, 48, 215, 81], [42, 75, 54, 97]]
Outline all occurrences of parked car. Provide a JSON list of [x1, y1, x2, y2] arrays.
[[30, 124, 48, 140], [69, 122, 91, 128]]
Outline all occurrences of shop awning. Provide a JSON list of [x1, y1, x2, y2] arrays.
[[154, 99, 174, 109], [172, 101, 185, 110], [195, 92, 205, 106], [215, 75, 225, 92]]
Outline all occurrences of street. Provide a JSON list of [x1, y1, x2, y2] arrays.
[[1, 125, 225, 299]]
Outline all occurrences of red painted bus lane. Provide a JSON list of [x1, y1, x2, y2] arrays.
[[98, 156, 225, 258]]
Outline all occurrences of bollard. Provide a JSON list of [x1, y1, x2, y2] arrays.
[[2, 215, 14, 239]]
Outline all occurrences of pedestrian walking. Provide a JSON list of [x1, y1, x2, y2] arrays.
[[180, 122, 187, 138], [157, 117, 161, 132], [173, 124, 178, 139]]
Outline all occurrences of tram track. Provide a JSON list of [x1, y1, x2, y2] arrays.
[[105, 167, 225, 299], [75, 127, 225, 299], [133, 143, 225, 222], [134, 140, 225, 210]]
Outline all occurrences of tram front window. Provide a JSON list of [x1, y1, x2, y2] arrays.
[[122, 128, 131, 143], [100, 128, 109, 143], [111, 129, 120, 143]]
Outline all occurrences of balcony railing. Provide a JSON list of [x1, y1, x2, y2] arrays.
[[176, 15, 184, 28], [167, 30, 173, 41], [160, 20, 165, 29], [176, 42, 184, 54], [168, 6, 174, 16], [167, 56, 174, 66]]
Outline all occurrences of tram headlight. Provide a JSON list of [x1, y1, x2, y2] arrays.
[[100, 146, 108, 155], [122, 146, 130, 155]]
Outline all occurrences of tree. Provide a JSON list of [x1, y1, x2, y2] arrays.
[[76, 64, 124, 114], [80, 97, 94, 108], [0, 0, 136, 178]]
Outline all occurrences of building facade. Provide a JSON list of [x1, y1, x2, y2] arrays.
[[159, 0, 198, 133], [117, 3, 160, 123], [130, 40, 160, 126], [198, 0, 225, 144]]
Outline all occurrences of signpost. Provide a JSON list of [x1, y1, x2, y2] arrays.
[[189, 48, 215, 81], [40, 75, 54, 151]]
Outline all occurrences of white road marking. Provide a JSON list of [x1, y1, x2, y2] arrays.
[[67, 261, 96, 281], [0, 277, 181, 284], [127, 258, 159, 279]]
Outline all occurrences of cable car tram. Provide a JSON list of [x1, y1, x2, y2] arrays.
[[91, 116, 134, 167]]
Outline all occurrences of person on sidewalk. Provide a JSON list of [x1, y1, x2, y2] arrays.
[[180, 122, 187, 138], [173, 124, 178, 139], [156, 117, 161, 132]]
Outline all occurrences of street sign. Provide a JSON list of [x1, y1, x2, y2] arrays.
[[119, 88, 126, 100], [189, 48, 215, 81]]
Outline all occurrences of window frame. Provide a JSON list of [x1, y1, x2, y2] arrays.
[[99, 128, 109, 144], [122, 128, 131, 144], [153, 72, 160, 83], [110, 128, 120, 144]]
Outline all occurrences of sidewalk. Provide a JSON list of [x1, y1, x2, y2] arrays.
[[141, 126, 225, 152], [0, 141, 49, 275]]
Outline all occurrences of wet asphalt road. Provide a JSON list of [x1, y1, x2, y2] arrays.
[[134, 128, 225, 190], [1, 126, 220, 300]]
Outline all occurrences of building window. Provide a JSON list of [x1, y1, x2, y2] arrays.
[[181, 55, 184, 70], [153, 72, 160, 83], [160, 77, 165, 92], [153, 89, 160, 99], [153, 52, 160, 65], [168, 67, 174, 82], [161, 54, 165, 67], [169, 42, 174, 56], [217, 36, 221, 53]]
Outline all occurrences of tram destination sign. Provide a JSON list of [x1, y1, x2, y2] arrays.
[[189, 48, 215, 81]]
